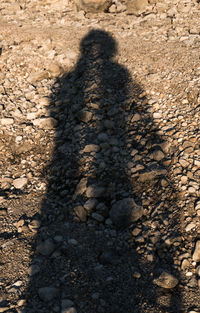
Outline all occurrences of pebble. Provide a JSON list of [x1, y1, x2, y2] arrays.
[[185, 222, 196, 232], [36, 239, 56, 256], [33, 117, 57, 129], [68, 239, 78, 245], [74, 205, 87, 222], [110, 198, 143, 228], [153, 271, 179, 289], [0, 118, 14, 125], [13, 177, 28, 189], [61, 299, 74, 309]]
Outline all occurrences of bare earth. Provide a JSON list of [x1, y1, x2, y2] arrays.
[[1, 0, 200, 312]]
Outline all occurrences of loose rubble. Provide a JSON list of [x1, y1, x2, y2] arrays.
[[1, 0, 200, 312]]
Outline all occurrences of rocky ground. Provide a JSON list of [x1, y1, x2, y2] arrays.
[[1, 0, 200, 312]]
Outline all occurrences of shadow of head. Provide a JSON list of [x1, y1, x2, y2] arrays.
[[80, 29, 117, 60]]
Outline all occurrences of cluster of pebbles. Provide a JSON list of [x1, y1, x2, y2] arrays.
[[1, 0, 200, 312]]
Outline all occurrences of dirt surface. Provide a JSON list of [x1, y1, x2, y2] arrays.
[[1, 1, 200, 312]]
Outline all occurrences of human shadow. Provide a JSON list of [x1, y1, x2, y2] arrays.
[[23, 30, 183, 313]]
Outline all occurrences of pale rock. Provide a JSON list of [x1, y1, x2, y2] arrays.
[[33, 117, 57, 129], [0, 118, 14, 125], [153, 271, 178, 289], [153, 112, 162, 119], [29, 71, 49, 82], [13, 177, 28, 189], [126, 0, 148, 15], [185, 222, 196, 232]]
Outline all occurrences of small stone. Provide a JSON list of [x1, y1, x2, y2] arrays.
[[132, 272, 141, 279], [192, 240, 200, 262], [97, 132, 109, 142], [153, 112, 162, 119], [83, 144, 100, 153], [77, 110, 93, 123], [33, 117, 57, 129], [28, 264, 40, 276], [131, 113, 141, 122], [17, 299, 26, 306], [68, 239, 78, 245], [74, 0, 112, 12], [179, 158, 189, 168], [61, 299, 74, 310], [86, 185, 105, 198], [74, 206, 87, 222], [84, 198, 98, 212], [73, 178, 88, 199], [38, 287, 59, 302], [188, 277, 197, 288], [29, 71, 49, 82], [13, 280, 22, 286], [91, 212, 104, 222], [181, 176, 188, 184], [0, 118, 14, 125], [181, 259, 190, 271], [36, 239, 55, 256], [110, 198, 143, 228], [13, 178, 28, 189], [48, 63, 64, 77], [186, 271, 193, 277], [126, 0, 148, 15], [151, 149, 165, 161], [0, 307, 9, 313], [131, 227, 141, 236], [153, 271, 178, 289], [185, 222, 196, 232], [54, 235, 63, 243], [138, 169, 166, 183], [28, 219, 41, 232]]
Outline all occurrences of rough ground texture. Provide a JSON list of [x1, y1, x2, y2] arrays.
[[1, 0, 200, 312]]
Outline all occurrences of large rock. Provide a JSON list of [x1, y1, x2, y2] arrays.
[[110, 198, 143, 228], [74, 0, 112, 12]]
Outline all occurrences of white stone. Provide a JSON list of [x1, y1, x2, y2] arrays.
[[13, 177, 28, 189]]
